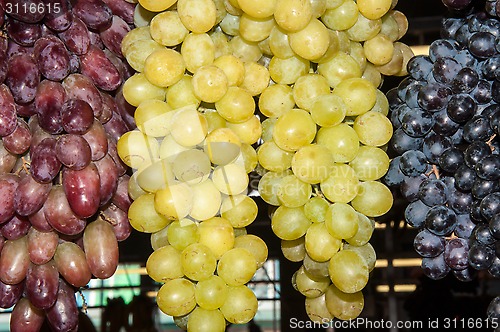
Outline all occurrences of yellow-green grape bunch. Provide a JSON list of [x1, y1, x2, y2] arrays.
[[117, 108, 267, 330], [117, 1, 273, 330], [251, 0, 412, 323]]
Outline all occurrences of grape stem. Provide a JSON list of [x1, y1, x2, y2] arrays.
[[487, 134, 497, 152], [15, 157, 30, 176], [425, 164, 440, 179], [100, 211, 117, 226], [78, 288, 88, 313], [312, 185, 324, 198]]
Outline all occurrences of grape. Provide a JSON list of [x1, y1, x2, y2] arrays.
[[79, 45, 121, 91], [14, 172, 51, 217], [25, 261, 59, 309], [94, 154, 119, 206], [220, 285, 258, 324], [44, 185, 86, 236], [62, 163, 100, 218], [157, 278, 197, 317], [0, 278, 23, 309], [30, 137, 61, 184], [0, 85, 17, 136], [0, 236, 30, 285], [5, 17, 42, 47], [43, 0, 72, 32], [217, 248, 257, 286], [0, 215, 30, 240], [325, 284, 364, 320], [45, 278, 79, 332], [26, 228, 58, 265], [10, 298, 45, 332], [0, 174, 19, 224], [329, 249, 369, 293], [58, 17, 91, 55], [55, 134, 91, 171], [6, 53, 40, 104], [194, 275, 228, 311]]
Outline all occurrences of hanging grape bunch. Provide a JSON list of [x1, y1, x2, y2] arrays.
[[383, 0, 500, 322], [0, 0, 137, 330], [253, 0, 414, 323], [117, 0, 269, 330]]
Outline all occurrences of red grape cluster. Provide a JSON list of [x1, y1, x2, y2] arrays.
[[0, 0, 136, 330]]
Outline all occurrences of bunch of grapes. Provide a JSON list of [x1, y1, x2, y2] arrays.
[[116, 0, 273, 330], [249, 0, 413, 323], [0, 0, 137, 330], [383, 0, 500, 321]]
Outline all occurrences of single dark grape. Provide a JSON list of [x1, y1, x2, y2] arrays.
[[414, 229, 445, 257], [448, 188, 474, 215], [464, 141, 491, 168], [421, 254, 450, 280], [487, 296, 500, 320], [383, 156, 407, 187], [472, 178, 500, 200], [468, 31, 496, 59], [405, 200, 431, 228], [455, 21, 473, 46], [419, 179, 449, 206], [426, 205, 457, 236], [401, 111, 435, 138], [432, 57, 462, 86], [489, 214, 500, 239], [475, 155, 500, 181], [422, 133, 453, 164], [454, 164, 477, 191], [469, 243, 495, 270], [473, 224, 496, 246], [438, 148, 464, 173], [433, 109, 460, 136], [386, 87, 402, 110], [455, 49, 477, 68], [399, 150, 428, 177], [407, 55, 434, 81], [455, 213, 476, 239], [463, 115, 494, 143], [451, 67, 479, 94], [446, 93, 477, 123], [470, 199, 486, 224], [400, 175, 428, 202], [444, 237, 469, 270], [471, 80, 492, 104], [417, 83, 451, 112], [488, 257, 500, 278], [403, 81, 423, 109], [391, 128, 424, 155], [480, 56, 500, 80], [453, 267, 477, 282], [480, 193, 500, 221], [492, 80, 500, 103], [429, 39, 458, 62], [441, 17, 466, 39]]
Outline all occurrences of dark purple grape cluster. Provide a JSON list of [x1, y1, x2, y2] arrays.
[[384, 5, 500, 290], [0, 0, 137, 330]]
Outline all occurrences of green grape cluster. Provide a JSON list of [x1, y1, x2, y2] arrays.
[[117, 0, 414, 327], [116, 0, 274, 330], [250, 0, 413, 323]]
